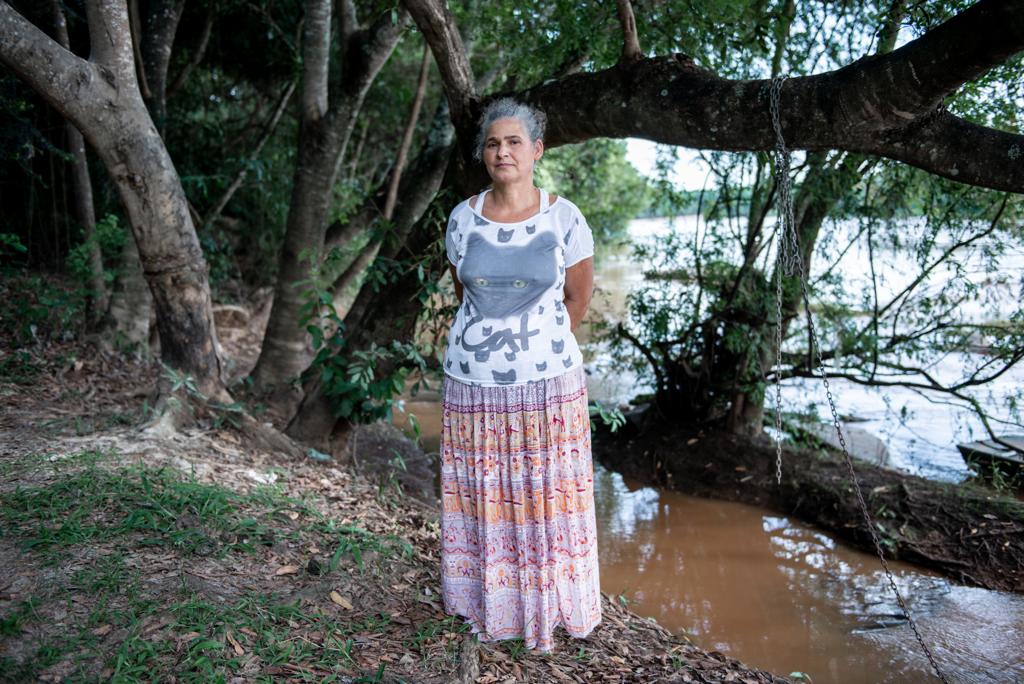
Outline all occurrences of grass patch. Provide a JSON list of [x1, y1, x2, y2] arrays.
[[0, 449, 420, 682], [404, 614, 469, 658], [1, 450, 415, 567]]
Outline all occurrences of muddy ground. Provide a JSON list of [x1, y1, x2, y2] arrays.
[[592, 414, 1024, 593]]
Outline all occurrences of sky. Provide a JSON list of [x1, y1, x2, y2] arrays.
[[625, 139, 711, 192]]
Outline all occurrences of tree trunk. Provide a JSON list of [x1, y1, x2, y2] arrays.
[[140, 0, 186, 134], [251, 116, 346, 398], [94, 114, 225, 396], [286, 102, 459, 444], [106, 235, 152, 348], [50, 0, 108, 324], [249, 5, 407, 403]]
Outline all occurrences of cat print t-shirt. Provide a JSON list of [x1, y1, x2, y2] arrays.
[[443, 187, 595, 386]]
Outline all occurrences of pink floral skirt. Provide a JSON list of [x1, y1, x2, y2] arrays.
[[439, 365, 602, 653]]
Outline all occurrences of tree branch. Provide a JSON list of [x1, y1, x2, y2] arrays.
[[505, 0, 1024, 192], [0, 2, 100, 124], [400, 0, 475, 131], [167, 1, 215, 98], [384, 43, 431, 220], [84, 0, 136, 77], [615, 0, 641, 64], [201, 78, 297, 231]]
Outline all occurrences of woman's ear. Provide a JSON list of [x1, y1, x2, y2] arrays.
[[534, 138, 545, 161]]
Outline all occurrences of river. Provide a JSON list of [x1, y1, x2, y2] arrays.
[[393, 213, 1024, 683]]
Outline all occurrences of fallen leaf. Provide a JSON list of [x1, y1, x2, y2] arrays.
[[329, 591, 353, 610], [91, 624, 112, 637], [687, 438, 699, 445], [275, 565, 300, 576], [226, 630, 245, 655], [734, 466, 748, 472], [239, 627, 258, 638]]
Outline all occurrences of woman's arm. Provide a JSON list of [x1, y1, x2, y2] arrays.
[[564, 257, 594, 332], [449, 262, 464, 304]]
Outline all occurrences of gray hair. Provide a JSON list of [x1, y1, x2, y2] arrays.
[[473, 98, 547, 163]]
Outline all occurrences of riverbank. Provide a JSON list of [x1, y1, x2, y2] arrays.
[[592, 415, 1024, 593], [0, 341, 789, 683]]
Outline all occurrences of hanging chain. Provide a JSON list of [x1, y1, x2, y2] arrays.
[[768, 75, 950, 684]]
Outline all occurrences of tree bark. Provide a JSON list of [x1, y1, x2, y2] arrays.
[[50, 0, 108, 324], [249, 4, 407, 402], [0, 0, 225, 399], [106, 235, 153, 348], [139, 0, 186, 133]]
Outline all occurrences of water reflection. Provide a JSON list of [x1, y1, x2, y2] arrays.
[[594, 463, 1024, 684]]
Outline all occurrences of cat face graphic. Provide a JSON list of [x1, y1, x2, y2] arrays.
[[460, 232, 558, 318]]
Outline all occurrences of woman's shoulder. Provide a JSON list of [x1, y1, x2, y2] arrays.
[[551, 194, 583, 215], [447, 197, 473, 225]]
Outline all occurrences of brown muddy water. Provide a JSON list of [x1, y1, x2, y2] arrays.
[[394, 399, 1024, 683], [390, 215, 1024, 682]]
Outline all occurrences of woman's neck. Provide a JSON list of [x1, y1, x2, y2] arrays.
[[486, 183, 539, 215]]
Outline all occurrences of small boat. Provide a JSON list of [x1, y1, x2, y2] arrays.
[[956, 435, 1024, 480]]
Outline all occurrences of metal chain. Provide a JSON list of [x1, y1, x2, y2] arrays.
[[768, 75, 950, 684]]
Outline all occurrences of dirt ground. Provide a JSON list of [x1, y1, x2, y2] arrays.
[[592, 412, 1024, 594], [0, 336, 790, 683]]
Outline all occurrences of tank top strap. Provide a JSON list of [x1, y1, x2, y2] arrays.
[[538, 187, 549, 211], [475, 187, 490, 210]]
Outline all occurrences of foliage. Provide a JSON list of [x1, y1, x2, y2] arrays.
[[65, 213, 127, 289], [301, 268, 430, 425], [0, 270, 85, 346], [589, 400, 626, 433], [536, 138, 651, 248]]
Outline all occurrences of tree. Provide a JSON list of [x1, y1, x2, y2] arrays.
[[247, 0, 409, 407], [0, 0, 225, 400]]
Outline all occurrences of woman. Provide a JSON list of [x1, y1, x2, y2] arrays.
[[439, 97, 601, 654]]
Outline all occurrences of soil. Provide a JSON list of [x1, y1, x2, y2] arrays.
[[0, 338, 789, 681], [592, 412, 1024, 594]]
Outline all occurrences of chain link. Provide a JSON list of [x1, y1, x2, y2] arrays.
[[768, 75, 950, 684]]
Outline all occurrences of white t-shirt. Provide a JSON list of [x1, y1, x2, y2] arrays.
[[443, 187, 595, 387]]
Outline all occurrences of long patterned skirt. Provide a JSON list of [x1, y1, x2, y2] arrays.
[[439, 365, 602, 653]]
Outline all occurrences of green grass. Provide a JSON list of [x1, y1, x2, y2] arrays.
[[0, 450, 418, 682], [404, 614, 469, 658], [0, 450, 409, 564]]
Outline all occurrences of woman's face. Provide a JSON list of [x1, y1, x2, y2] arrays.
[[482, 117, 543, 184]]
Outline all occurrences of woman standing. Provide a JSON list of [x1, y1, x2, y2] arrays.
[[439, 97, 601, 653]]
